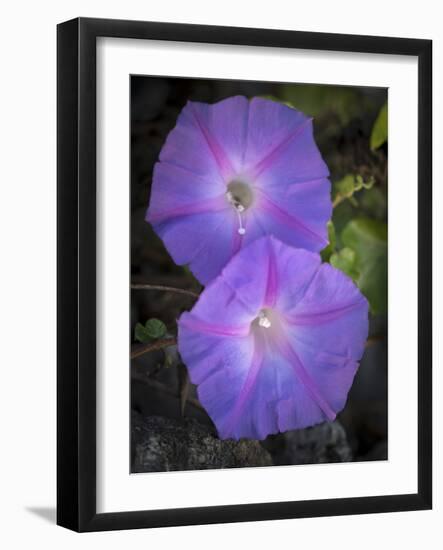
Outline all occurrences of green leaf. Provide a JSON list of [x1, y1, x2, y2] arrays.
[[320, 221, 336, 262], [330, 247, 359, 281], [134, 318, 167, 343], [144, 318, 167, 339], [370, 102, 388, 150], [341, 218, 388, 314], [134, 322, 151, 343]]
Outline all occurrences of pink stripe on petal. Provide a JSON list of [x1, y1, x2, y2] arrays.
[[258, 192, 328, 247], [264, 239, 278, 307], [287, 300, 366, 326], [178, 315, 250, 338], [147, 195, 229, 224], [219, 343, 264, 438], [189, 103, 234, 179], [276, 336, 336, 421], [249, 117, 313, 180]]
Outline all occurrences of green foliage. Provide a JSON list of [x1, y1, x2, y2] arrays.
[[370, 102, 388, 150], [330, 247, 359, 281], [281, 85, 366, 126], [134, 318, 167, 343], [333, 174, 375, 208], [359, 186, 387, 221], [320, 221, 336, 262], [341, 218, 388, 315]]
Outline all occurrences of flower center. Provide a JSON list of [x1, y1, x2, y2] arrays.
[[226, 180, 254, 210], [258, 311, 272, 328], [253, 308, 273, 330], [226, 180, 254, 237]]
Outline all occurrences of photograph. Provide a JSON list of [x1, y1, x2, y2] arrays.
[[130, 76, 388, 473]]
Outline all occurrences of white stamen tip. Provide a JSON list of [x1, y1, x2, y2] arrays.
[[238, 227, 246, 235], [258, 316, 271, 328], [237, 204, 245, 213]]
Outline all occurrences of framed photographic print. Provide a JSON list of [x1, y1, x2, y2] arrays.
[[57, 17, 432, 532]]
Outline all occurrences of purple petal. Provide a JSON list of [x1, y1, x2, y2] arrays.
[[243, 98, 309, 171], [146, 162, 226, 224], [178, 236, 369, 440], [255, 185, 331, 251], [158, 101, 230, 182], [184, 237, 273, 322], [158, 96, 249, 181], [252, 120, 329, 186], [186, 96, 250, 175], [153, 209, 238, 283], [283, 262, 369, 414], [243, 98, 331, 252]]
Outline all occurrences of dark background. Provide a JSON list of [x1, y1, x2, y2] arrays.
[[130, 76, 388, 471]]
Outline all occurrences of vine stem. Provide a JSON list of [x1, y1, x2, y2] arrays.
[[332, 194, 345, 209], [131, 283, 199, 299], [131, 337, 177, 359]]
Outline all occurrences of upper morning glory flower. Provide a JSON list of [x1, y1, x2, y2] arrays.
[[178, 236, 368, 440], [146, 96, 332, 284]]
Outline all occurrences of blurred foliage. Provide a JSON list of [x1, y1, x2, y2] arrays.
[[358, 185, 388, 221], [281, 84, 372, 126], [135, 318, 167, 343], [341, 218, 388, 315], [370, 102, 388, 150]]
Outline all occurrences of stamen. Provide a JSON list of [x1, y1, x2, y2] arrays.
[[236, 210, 246, 236], [258, 311, 272, 328], [226, 190, 246, 236]]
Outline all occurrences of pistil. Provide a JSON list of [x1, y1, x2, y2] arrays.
[[226, 180, 254, 237]]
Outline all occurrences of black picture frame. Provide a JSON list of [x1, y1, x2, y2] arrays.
[[57, 17, 432, 532]]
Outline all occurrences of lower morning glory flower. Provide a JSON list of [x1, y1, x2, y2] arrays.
[[146, 96, 332, 285], [178, 236, 368, 440]]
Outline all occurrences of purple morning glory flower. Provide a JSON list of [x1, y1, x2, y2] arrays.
[[146, 96, 332, 285], [178, 236, 368, 440]]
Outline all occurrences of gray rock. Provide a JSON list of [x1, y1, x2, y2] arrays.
[[131, 412, 273, 472], [268, 421, 353, 465]]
